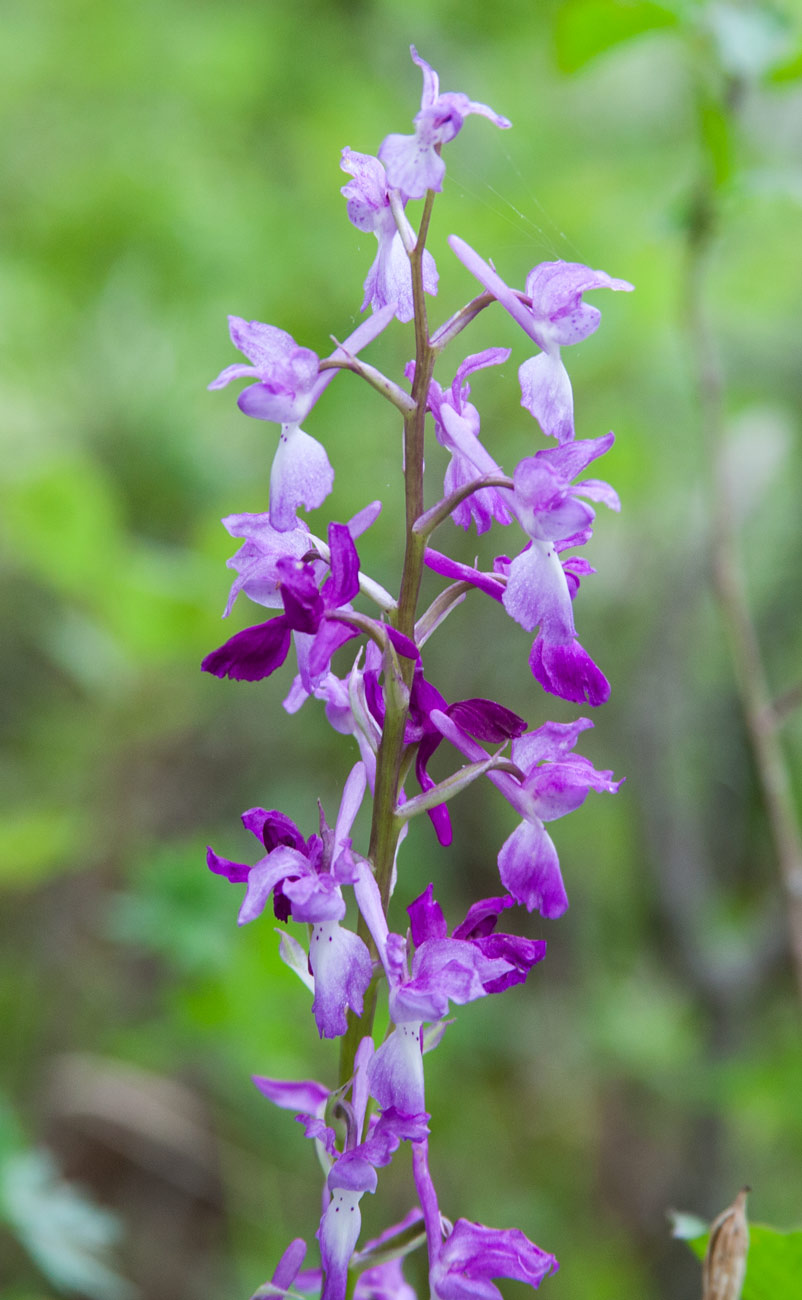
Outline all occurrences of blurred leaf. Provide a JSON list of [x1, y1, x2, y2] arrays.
[[106, 840, 233, 978], [769, 43, 802, 82], [698, 92, 735, 187], [0, 807, 84, 889], [0, 1094, 25, 1163], [680, 1221, 802, 1300], [3, 457, 124, 605], [704, 2, 792, 80], [0, 1149, 137, 1300], [554, 0, 679, 72]]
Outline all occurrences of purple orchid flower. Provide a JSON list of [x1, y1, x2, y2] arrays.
[[431, 1219, 558, 1299], [378, 47, 511, 201], [362, 630, 526, 844], [424, 435, 618, 705], [354, 1249, 416, 1300], [502, 434, 620, 704], [353, 876, 545, 1114], [449, 236, 632, 443], [249, 1236, 323, 1300], [341, 149, 438, 323], [201, 520, 362, 685], [421, 349, 513, 534], [210, 501, 394, 708], [209, 305, 395, 530], [352, 1209, 424, 1300], [207, 764, 373, 1038], [425, 543, 609, 707], [410, 884, 547, 994], [431, 712, 621, 918], [217, 499, 383, 618], [293, 646, 384, 791], [319, 1108, 430, 1300], [259, 1046, 428, 1300]]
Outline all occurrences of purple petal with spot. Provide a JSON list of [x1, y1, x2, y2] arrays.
[[319, 1186, 369, 1300], [309, 921, 373, 1039], [497, 820, 567, 917], [502, 543, 575, 638], [368, 1023, 425, 1115], [518, 351, 575, 443], [268, 426, 335, 533]]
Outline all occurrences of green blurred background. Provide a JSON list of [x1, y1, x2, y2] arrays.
[[2, 0, 802, 1297]]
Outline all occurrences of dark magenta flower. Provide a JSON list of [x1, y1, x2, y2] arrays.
[[217, 500, 383, 619], [341, 148, 438, 322], [362, 632, 526, 845], [207, 764, 372, 1038], [378, 48, 511, 201], [202, 520, 362, 685], [412, 885, 546, 995], [352, 876, 545, 1113], [431, 713, 622, 918]]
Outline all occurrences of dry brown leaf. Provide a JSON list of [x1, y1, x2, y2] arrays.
[[702, 1187, 750, 1300]]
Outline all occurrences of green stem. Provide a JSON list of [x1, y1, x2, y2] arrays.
[[338, 188, 439, 1087]]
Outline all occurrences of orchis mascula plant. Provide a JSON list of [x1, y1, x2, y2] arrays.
[[204, 45, 631, 1300]]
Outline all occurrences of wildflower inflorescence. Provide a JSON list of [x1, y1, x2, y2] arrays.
[[204, 45, 631, 1300]]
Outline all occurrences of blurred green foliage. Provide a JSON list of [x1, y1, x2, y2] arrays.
[[2, 0, 802, 1297]]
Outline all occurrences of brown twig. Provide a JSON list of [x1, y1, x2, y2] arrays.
[[684, 186, 802, 1007]]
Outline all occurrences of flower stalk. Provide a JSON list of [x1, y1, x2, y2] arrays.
[[202, 44, 630, 1300]]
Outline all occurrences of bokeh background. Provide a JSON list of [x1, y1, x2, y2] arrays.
[[2, 1, 802, 1297]]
